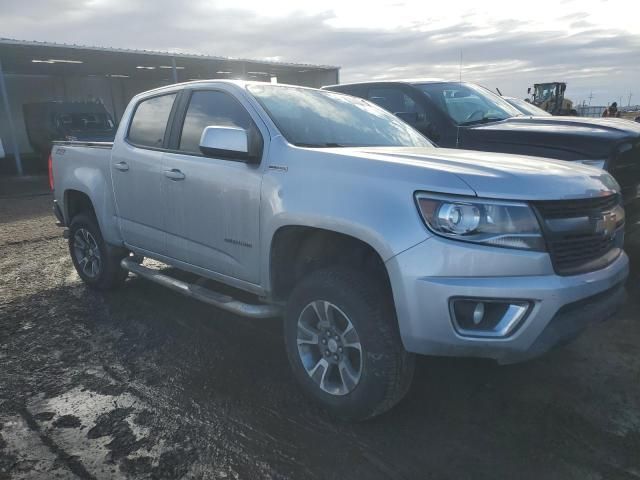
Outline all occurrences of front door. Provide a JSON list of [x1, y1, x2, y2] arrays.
[[366, 86, 440, 143], [162, 88, 264, 284], [111, 92, 177, 255]]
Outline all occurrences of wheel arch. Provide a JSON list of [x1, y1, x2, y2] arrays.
[[64, 189, 97, 224], [268, 225, 393, 303]]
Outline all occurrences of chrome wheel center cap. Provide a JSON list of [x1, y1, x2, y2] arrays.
[[327, 338, 339, 353]]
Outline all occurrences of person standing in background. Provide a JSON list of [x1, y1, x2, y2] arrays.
[[602, 102, 621, 117]]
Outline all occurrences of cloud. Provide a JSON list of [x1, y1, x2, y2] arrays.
[[1, 0, 638, 105]]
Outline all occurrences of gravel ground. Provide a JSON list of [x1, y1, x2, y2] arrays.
[[0, 192, 639, 480]]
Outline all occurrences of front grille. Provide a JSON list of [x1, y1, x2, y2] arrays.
[[532, 194, 624, 276], [533, 195, 619, 219]]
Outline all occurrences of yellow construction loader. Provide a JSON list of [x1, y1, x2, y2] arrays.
[[528, 82, 577, 116]]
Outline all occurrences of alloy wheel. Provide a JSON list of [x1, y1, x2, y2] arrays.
[[296, 300, 363, 396], [73, 228, 102, 279]]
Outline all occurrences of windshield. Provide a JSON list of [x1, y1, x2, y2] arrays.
[[414, 82, 522, 126], [505, 98, 552, 116], [247, 84, 432, 148], [534, 84, 556, 102]]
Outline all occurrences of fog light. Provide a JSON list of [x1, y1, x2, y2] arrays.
[[450, 298, 531, 338], [472, 302, 485, 325]]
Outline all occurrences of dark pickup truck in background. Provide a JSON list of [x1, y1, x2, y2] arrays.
[[324, 80, 640, 244], [23, 101, 117, 164]]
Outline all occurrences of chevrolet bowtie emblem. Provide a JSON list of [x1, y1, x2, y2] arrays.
[[595, 212, 617, 236]]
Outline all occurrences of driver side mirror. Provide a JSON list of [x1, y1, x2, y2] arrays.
[[199, 126, 258, 163], [527, 87, 531, 94]]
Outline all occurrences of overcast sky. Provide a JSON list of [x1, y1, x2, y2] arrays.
[[2, 0, 639, 105]]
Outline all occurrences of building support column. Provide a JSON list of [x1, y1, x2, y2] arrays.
[[171, 57, 178, 84], [0, 58, 23, 176], [107, 76, 119, 126]]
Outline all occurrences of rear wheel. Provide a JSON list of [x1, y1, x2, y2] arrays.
[[69, 213, 128, 290], [284, 267, 415, 421]]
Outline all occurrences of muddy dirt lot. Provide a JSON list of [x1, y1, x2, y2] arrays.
[[1, 190, 639, 479]]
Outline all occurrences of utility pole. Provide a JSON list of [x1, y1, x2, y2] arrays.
[[587, 92, 594, 106], [628, 92, 633, 107]]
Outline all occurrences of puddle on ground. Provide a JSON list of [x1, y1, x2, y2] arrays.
[[0, 413, 72, 479], [27, 383, 162, 479]]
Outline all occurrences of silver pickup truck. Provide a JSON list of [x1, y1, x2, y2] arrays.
[[51, 81, 629, 420]]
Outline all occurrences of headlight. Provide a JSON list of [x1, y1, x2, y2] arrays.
[[575, 159, 606, 169], [415, 193, 545, 251]]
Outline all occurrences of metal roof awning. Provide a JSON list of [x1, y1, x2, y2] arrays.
[[0, 38, 339, 82], [0, 38, 340, 175]]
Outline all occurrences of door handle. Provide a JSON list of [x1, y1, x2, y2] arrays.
[[113, 161, 129, 172], [164, 169, 185, 180]]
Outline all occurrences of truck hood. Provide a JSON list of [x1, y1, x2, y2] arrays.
[[463, 116, 640, 159], [330, 146, 620, 201]]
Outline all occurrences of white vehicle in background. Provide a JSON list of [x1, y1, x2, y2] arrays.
[[502, 96, 552, 117], [51, 81, 628, 420]]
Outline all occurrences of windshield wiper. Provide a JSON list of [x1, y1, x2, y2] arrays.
[[458, 117, 505, 126]]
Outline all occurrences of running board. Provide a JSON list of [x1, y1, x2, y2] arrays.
[[120, 258, 282, 319]]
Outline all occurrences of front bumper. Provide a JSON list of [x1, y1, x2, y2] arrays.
[[386, 236, 629, 364]]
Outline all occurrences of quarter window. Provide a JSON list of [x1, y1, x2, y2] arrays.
[[128, 93, 177, 148], [179, 91, 255, 154]]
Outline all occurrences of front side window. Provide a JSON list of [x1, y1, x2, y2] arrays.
[[415, 82, 521, 126], [368, 87, 424, 116], [247, 84, 432, 148], [128, 93, 177, 148], [179, 90, 255, 153]]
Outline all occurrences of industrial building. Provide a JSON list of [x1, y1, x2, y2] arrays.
[[0, 38, 340, 176]]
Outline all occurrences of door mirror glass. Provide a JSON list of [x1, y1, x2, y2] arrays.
[[199, 126, 250, 161]]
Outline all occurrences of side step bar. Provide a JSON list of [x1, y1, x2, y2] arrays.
[[120, 258, 282, 319]]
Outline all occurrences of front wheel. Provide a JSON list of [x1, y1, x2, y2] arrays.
[[284, 267, 415, 421], [68, 213, 129, 290]]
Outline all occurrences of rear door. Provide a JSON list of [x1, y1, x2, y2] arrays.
[[111, 92, 177, 255], [161, 86, 266, 284]]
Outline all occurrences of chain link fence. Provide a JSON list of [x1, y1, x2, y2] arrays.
[[575, 106, 606, 118]]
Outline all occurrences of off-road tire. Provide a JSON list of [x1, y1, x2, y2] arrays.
[[284, 266, 415, 421], [68, 213, 129, 290]]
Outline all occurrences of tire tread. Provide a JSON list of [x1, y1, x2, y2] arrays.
[[285, 266, 415, 421]]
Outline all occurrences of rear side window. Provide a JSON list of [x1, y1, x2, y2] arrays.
[[128, 93, 177, 148], [179, 91, 254, 153]]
